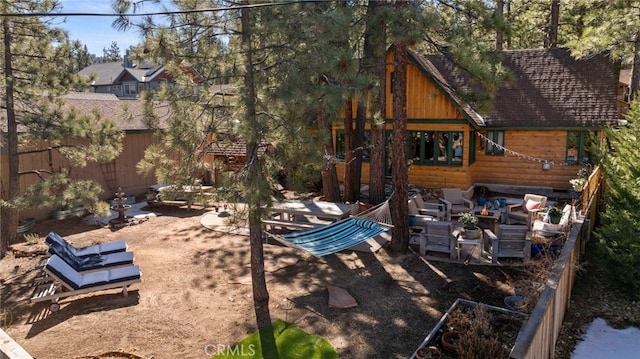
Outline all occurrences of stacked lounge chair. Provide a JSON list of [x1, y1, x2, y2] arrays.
[[31, 232, 141, 312]]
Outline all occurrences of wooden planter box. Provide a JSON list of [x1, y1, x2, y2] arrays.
[[410, 298, 528, 358]]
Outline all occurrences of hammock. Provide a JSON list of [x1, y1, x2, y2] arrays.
[[267, 197, 393, 257]]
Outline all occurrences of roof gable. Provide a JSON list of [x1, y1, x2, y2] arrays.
[[78, 62, 127, 86], [420, 48, 619, 128]]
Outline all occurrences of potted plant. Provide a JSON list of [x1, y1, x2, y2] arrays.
[[547, 205, 563, 224], [459, 212, 481, 239], [569, 177, 586, 192], [459, 212, 478, 229]]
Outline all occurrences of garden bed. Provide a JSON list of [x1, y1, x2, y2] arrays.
[[411, 298, 528, 359]]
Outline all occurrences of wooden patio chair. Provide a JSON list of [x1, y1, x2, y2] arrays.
[[439, 187, 474, 221], [506, 194, 547, 227], [419, 221, 459, 260], [484, 224, 531, 264]]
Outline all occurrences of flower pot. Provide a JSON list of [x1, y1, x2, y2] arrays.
[[415, 346, 441, 359], [531, 243, 545, 258], [463, 227, 481, 239], [504, 295, 527, 311], [441, 331, 461, 354], [549, 215, 562, 224]]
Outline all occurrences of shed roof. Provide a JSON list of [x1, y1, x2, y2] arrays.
[[417, 47, 620, 128]]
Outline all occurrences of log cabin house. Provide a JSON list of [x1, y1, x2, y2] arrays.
[[334, 47, 620, 193]]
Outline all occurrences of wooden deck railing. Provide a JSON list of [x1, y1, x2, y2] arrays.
[[510, 166, 603, 359]]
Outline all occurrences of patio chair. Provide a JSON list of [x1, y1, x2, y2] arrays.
[[31, 254, 142, 312], [47, 241, 135, 272], [419, 221, 459, 261], [484, 225, 531, 264], [46, 231, 128, 256], [506, 194, 547, 227], [411, 194, 446, 221], [532, 204, 573, 237], [439, 187, 474, 221]]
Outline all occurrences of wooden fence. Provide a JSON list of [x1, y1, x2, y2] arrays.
[[1, 132, 157, 220], [510, 166, 603, 359]]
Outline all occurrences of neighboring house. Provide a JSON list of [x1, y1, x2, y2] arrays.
[[618, 68, 631, 117], [78, 51, 202, 99], [1, 93, 168, 220], [335, 47, 620, 192], [204, 138, 272, 185]]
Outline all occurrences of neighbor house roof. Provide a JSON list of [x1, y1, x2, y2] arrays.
[[78, 62, 164, 86], [61, 93, 170, 131], [415, 47, 620, 128]]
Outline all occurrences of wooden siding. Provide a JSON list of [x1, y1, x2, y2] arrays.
[[385, 51, 464, 120], [1, 132, 158, 220], [335, 123, 475, 190], [335, 128, 592, 191], [471, 130, 590, 190]]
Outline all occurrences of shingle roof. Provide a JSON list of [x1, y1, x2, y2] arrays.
[[61, 93, 170, 131], [422, 48, 620, 128], [208, 140, 270, 157], [78, 62, 163, 85]]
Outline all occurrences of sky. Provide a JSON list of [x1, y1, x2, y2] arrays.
[[57, 0, 150, 56]]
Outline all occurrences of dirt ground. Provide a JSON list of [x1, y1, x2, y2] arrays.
[[0, 203, 637, 359]]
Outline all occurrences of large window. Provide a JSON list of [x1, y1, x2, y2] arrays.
[[336, 129, 464, 166], [485, 131, 505, 155], [408, 130, 463, 165], [566, 131, 594, 165]]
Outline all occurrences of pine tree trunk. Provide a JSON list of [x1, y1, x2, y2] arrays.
[[545, 0, 560, 48], [319, 113, 340, 202], [365, 0, 387, 205], [352, 102, 365, 201], [390, 41, 409, 253], [240, 7, 275, 355], [631, 28, 640, 102], [2, 20, 18, 256], [496, 0, 504, 51], [343, 98, 355, 202]]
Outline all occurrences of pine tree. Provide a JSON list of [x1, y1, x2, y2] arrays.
[[103, 41, 122, 62], [1, 1, 123, 255], [593, 99, 640, 297]]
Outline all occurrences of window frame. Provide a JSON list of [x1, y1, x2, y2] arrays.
[[408, 130, 463, 166], [566, 131, 594, 165], [485, 131, 505, 156]]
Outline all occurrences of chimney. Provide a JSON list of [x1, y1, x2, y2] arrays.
[[124, 50, 131, 68]]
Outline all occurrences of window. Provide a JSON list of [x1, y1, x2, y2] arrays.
[[566, 131, 594, 165], [124, 83, 137, 96], [138, 83, 145, 93], [485, 131, 505, 155], [408, 130, 463, 166], [334, 130, 372, 161], [336, 129, 464, 166]]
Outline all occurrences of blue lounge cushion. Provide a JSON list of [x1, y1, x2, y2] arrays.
[[47, 242, 134, 271], [46, 231, 128, 256], [46, 255, 141, 290]]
